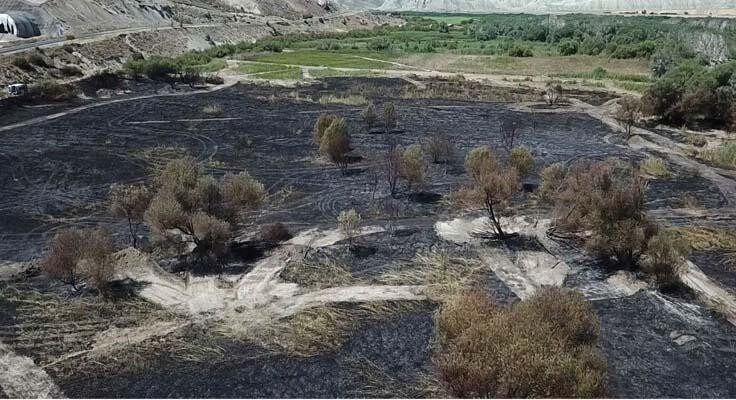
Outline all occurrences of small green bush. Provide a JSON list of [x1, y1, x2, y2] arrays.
[[508, 44, 533, 57], [509, 146, 534, 177], [559, 39, 580, 56]]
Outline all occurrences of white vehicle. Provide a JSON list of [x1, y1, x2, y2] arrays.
[[7, 83, 28, 96]]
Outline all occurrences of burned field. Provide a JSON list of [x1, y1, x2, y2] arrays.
[[1, 77, 736, 398]]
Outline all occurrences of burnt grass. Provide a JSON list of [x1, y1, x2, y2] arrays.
[[2, 77, 736, 397]]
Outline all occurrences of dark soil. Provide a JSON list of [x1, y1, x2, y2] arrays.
[[691, 250, 736, 292], [57, 311, 436, 398], [594, 291, 736, 398], [1, 77, 735, 398]]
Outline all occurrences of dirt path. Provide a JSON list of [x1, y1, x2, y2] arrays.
[[0, 82, 237, 134], [0, 340, 63, 398]]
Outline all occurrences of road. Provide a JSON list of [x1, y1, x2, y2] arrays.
[[0, 23, 232, 56]]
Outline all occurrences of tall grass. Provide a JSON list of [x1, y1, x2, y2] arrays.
[[698, 142, 736, 169]]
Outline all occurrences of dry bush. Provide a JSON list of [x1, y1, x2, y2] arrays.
[[644, 230, 690, 290], [614, 96, 643, 138], [202, 103, 222, 114], [544, 82, 563, 105], [434, 288, 607, 398], [191, 212, 231, 259], [40, 229, 85, 287], [314, 114, 338, 145], [261, 223, 292, 242], [338, 209, 361, 246], [500, 117, 523, 152], [154, 157, 201, 210], [110, 183, 152, 248], [555, 159, 654, 268], [400, 144, 427, 192], [319, 117, 351, 174], [508, 146, 534, 177], [383, 102, 398, 133], [144, 192, 189, 239], [78, 228, 115, 296], [41, 228, 115, 295], [538, 162, 565, 204], [194, 175, 223, 215], [221, 172, 266, 221], [462, 146, 519, 239], [425, 133, 454, 164], [384, 141, 403, 198], [361, 103, 377, 131]]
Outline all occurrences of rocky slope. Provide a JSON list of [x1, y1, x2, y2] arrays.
[[370, 0, 735, 13]]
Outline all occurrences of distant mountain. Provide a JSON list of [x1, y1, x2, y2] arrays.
[[356, 0, 735, 13]]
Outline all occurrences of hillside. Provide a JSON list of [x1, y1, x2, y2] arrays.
[[372, 0, 734, 13]]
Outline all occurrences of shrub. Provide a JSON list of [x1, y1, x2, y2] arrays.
[[500, 117, 523, 152], [190, 211, 231, 259], [40, 228, 85, 287], [221, 172, 266, 220], [314, 114, 338, 146], [195, 175, 223, 215], [400, 144, 427, 192], [425, 132, 454, 164], [508, 44, 533, 57], [555, 159, 654, 268], [29, 80, 80, 101], [644, 230, 689, 290], [508, 146, 534, 177], [319, 117, 351, 174], [538, 162, 565, 204], [77, 228, 115, 297], [261, 223, 292, 242], [462, 146, 519, 239], [614, 96, 643, 138], [383, 102, 398, 133], [434, 288, 607, 398], [580, 35, 605, 56], [110, 183, 152, 248], [12, 57, 32, 70], [154, 157, 201, 210], [559, 39, 580, 56], [384, 142, 403, 198], [317, 40, 341, 51], [337, 209, 361, 245], [361, 103, 377, 131], [27, 53, 47, 67], [367, 38, 390, 51], [544, 82, 563, 105], [41, 228, 115, 295], [592, 66, 608, 80]]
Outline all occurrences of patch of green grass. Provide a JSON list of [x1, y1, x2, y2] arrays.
[[426, 16, 472, 24], [614, 81, 651, 93], [195, 58, 227, 72], [238, 63, 302, 79], [244, 50, 395, 69]]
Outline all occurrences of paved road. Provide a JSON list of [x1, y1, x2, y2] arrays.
[[0, 23, 225, 56]]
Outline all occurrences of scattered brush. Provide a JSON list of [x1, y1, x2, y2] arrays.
[[342, 355, 446, 398], [318, 94, 368, 106], [375, 251, 486, 295], [639, 157, 670, 177], [280, 255, 356, 288], [669, 227, 736, 251], [698, 142, 736, 170], [245, 305, 357, 357], [202, 103, 223, 115]]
